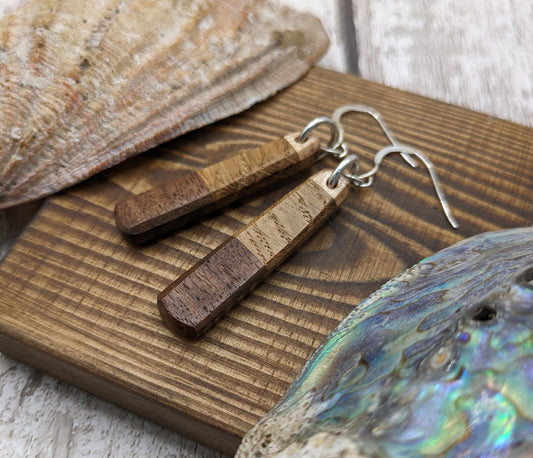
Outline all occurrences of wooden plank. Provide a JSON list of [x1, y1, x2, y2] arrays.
[[353, 0, 533, 127], [0, 67, 532, 456], [0, 200, 42, 260]]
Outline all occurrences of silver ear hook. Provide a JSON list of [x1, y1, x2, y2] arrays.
[[331, 104, 418, 168], [347, 145, 459, 229], [299, 116, 341, 154], [299, 116, 348, 158]]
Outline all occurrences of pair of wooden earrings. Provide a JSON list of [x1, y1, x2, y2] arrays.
[[114, 105, 458, 339]]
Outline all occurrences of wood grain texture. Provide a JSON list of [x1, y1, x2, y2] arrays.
[[115, 133, 320, 243], [0, 352, 223, 457], [159, 170, 349, 338], [115, 171, 214, 243], [159, 237, 267, 339], [197, 134, 319, 204], [353, 0, 533, 127], [237, 170, 349, 270], [0, 68, 532, 456]]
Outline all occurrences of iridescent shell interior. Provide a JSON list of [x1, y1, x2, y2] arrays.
[[237, 227, 533, 457]]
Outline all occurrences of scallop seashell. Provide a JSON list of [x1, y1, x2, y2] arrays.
[[237, 227, 533, 457], [0, 0, 328, 209]]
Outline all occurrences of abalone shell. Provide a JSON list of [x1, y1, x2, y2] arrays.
[[237, 227, 533, 457]]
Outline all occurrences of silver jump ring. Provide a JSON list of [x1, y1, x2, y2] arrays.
[[299, 116, 340, 151], [327, 154, 359, 188], [321, 142, 349, 159]]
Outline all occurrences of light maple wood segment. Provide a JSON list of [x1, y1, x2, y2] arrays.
[[237, 170, 349, 269], [114, 133, 320, 243], [197, 133, 320, 203], [0, 68, 532, 456], [158, 170, 349, 338]]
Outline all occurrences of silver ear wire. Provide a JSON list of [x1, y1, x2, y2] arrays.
[[331, 104, 418, 168], [300, 105, 459, 229], [347, 145, 459, 229], [327, 155, 359, 188], [298, 116, 347, 157]]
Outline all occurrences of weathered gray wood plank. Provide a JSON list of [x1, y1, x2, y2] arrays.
[[353, 0, 533, 127], [0, 354, 224, 457]]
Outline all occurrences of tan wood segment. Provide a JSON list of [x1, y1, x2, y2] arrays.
[[114, 133, 320, 243], [0, 68, 531, 456], [158, 170, 350, 338], [237, 171, 350, 268]]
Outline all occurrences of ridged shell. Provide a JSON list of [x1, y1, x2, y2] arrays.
[[0, 0, 328, 208], [237, 227, 533, 457]]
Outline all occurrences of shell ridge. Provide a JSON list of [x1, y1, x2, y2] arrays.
[[0, 0, 328, 208], [2, 0, 206, 196], [0, 0, 119, 193], [16, 21, 323, 203]]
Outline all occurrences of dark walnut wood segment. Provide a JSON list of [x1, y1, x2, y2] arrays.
[[158, 170, 350, 338], [114, 133, 320, 243], [158, 237, 267, 339]]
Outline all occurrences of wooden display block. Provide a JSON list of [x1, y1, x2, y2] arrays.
[[0, 68, 531, 455]]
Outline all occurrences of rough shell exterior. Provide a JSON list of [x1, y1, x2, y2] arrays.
[[0, 0, 328, 208], [237, 227, 533, 457]]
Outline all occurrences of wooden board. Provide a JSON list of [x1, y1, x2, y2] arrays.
[[0, 67, 531, 456]]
